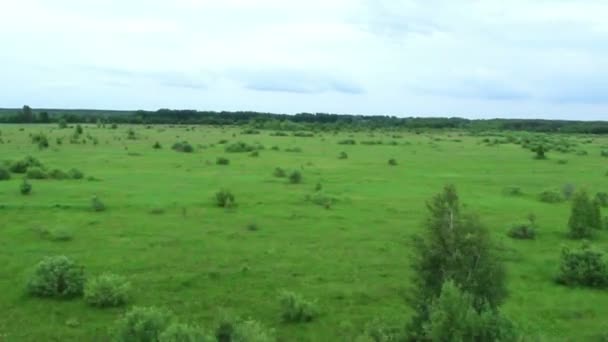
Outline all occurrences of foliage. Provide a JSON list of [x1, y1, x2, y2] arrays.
[[159, 323, 212, 342], [48, 169, 69, 180], [533, 145, 547, 159], [0, 167, 10, 180], [153, 141, 162, 149], [26, 167, 48, 179], [273, 167, 286, 178], [556, 243, 608, 288], [288, 170, 302, 184], [225, 142, 256, 153], [84, 273, 131, 307], [338, 151, 348, 159], [113, 306, 173, 342], [595, 192, 608, 207], [338, 139, 356, 145], [20, 179, 32, 195], [562, 183, 576, 200], [387, 158, 397, 166], [502, 187, 522, 196], [279, 291, 318, 323], [215, 315, 274, 342], [172, 141, 194, 153], [568, 191, 601, 239], [216, 157, 230, 165], [9, 156, 44, 173], [68, 168, 84, 179], [538, 190, 563, 203], [507, 215, 537, 240], [91, 196, 106, 212], [215, 189, 235, 208], [26, 256, 85, 298], [407, 185, 507, 338]]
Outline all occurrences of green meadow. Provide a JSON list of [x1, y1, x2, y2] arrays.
[[1, 123, 607, 341]]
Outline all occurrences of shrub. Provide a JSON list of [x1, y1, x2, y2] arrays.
[[601, 150, 608, 158], [270, 131, 289, 137], [569, 191, 601, 239], [502, 187, 523, 196], [250, 150, 259, 157], [288, 170, 302, 184], [172, 141, 194, 153], [556, 243, 608, 288], [84, 273, 131, 307], [153, 141, 162, 149], [273, 167, 286, 178], [113, 306, 173, 342], [216, 157, 230, 165], [75, 124, 83, 135], [225, 142, 256, 153], [538, 190, 563, 203], [279, 291, 318, 323], [388, 158, 397, 166], [284, 147, 302, 153], [26, 167, 48, 179], [595, 192, 608, 207], [292, 131, 314, 137], [270, 146, 280, 151], [338, 151, 348, 159], [562, 183, 576, 200], [307, 192, 336, 209], [241, 129, 260, 135], [507, 223, 536, 240], [10, 156, 43, 173], [338, 139, 356, 145], [42, 228, 73, 242], [91, 196, 106, 212], [0, 167, 10, 180], [26, 256, 85, 298], [159, 323, 212, 342], [58, 119, 68, 129], [48, 169, 69, 180], [20, 179, 32, 195], [216, 189, 235, 208], [533, 145, 547, 159], [215, 315, 274, 342]]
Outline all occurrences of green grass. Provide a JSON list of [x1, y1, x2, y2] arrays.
[[0, 124, 607, 340]]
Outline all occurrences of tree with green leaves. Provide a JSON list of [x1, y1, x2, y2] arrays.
[[407, 185, 507, 339], [568, 190, 601, 239], [20, 105, 34, 123]]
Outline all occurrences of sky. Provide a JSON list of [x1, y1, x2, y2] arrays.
[[1, 0, 607, 120]]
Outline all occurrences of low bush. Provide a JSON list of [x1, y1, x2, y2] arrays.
[[216, 189, 235, 208], [172, 141, 194, 153], [225, 142, 256, 153], [250, 150, 259, 157], [293, 132, 314, 137], [10, 156, 44, 173], [595, 192, 608, 207], [279, 291, 318, 323], [538, 190, 563, 203], [153, 141, 162, 149], [216, 157, 230, 165], [284, 147, 302, 153], [507, 223, 536, 240], [273, 167, 286, 178], [39, 228, 73, 242], [338, 151, 348, 159], [562, 183, 576, 200], [241, 129, 260, 135], [26, 256, 85, 298], [26, 167, 48, 179], [91, 196, 106, 212], [0, 167, 10, 180], [48, 169, 69, 180], [113, 306, 173, 342], [84, 273, 131, 307], [338, 139, 356, 145], [502, 187, 523, 196], [159, 323, 212, 342], [270, 131, 288, 137], [289, 170, 302, 184], [215, 314, 274, 342], [556, 243, 608, 288], [20, 179, 32, 195], [388, 158, 398, 166]]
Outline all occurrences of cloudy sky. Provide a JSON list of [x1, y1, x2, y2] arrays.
[[1, 0, 607, 119]]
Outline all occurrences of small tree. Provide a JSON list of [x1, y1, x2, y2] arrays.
[[534, 145, 546, 159], [407, 185, 507, 338], [568, 191, 600, 239], [20, 179, 32, 195]]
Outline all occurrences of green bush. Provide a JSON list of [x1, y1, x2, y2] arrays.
[[556, 243, 608, 288], [84, 273, 131, 307], [215, 315, 274, 342], [507, 224, 536, 240], [172, 141, 194, 153], [91, 196, 106, 212], [26, 167, 48, 179], [153, 141, 162, 149], [538, 190, 563, 203], [388, 158, 397, 166], [20, 179, 32, 195], [0, 167, 10, 180], [502, 187, 523, 196], [216, 189, 235, 208], [159, 323, 212, 342], [68, 168, 84, 180], [225, 142, 256, 153], [562, 183, 576, 200], [279, 291, 318, 323], [338, 139, 356, 145], [273, 167, 286, 178], [288, 170, 302, 184], [48, 169, 69, 180], [569, 191, 601, 239], [595, 192, 608, 207], [216, 157, 230, 165], [113, 306, 173, 342], [26, 256, 85, 298], [338, 151, 348, 159], [284, 147, 302, 153], [10, 156, 44, 173], [250, 150, 259, 157]]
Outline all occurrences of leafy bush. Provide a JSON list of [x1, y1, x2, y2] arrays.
[[113, 306, 173, 342], [284, 147, 302, 153], [601, 150, 608, 158], [39, 228, 73, 242], [26, 167, 48, 179], [84, 273, 131, 307], [388, 158, 397, 166], [26, 256, 85, 298], [502, 187, 523, 196], [507, 223, 536, 240], [562, 183, 576, 200], [10, 156, 44, 173], [279, 291, 318, 323], [556, 243, 608, 288], [307, 192, 336, 209], [338, 139, 356, 145], [91, 196, 106, 212], [273, 167, 286, 178], [538, 190, 563, 203], [241, 129, 260, 135], [48, 169, 69, 180], [569, 190, 601, 239], [288, 170, 302, 184], [215, 315, 274, 342], [225, 142, 256, 153], [338, 151, 348, 159], [172, 141, 194, 153], [159, 323, 212, 342], [0, 167, 10, 180], [270, 131, 289, 137], [533, 145, 547, 159], [216, 157, 230, 165], [250, 150, 259, 157], [20, 179, 32, 195], [153, 141, 162, 149], [595, 192, 608, 207], [216, 189, 235, 208]]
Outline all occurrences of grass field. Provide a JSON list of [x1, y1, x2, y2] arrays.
[[1, 124, 607, 341]]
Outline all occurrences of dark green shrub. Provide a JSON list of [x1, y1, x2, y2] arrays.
[[68, 168, 84, 179], [225, 142, 256, 153], [502, 187, 523, 196], [159, 323, 212, 342], [26, 167, 48, 179], [127, 128, 136, 140], [279, 291, 318, 323], [84, 273, 131, 307], [172, 141, 194, 153], [507, 223, 536, 240], [26, 256, 85, 298], [273, 167, 286, 178], [58, 119, 67, 129], [292, 132, 314, 137], [388, 158, 397, 166], [0, 167, 10, 180], [569, 191, 601, 238], [338, 139, 356, 145], [270, 131, 288, 137], [215, 315, 274, 342], [562, 183, 576, 200], [216, 157, 230, 165], [216, 189, 235, 208], [153, 141, 162, 149], [595, 192, 608, 207], [284, 147, 302, 153], [270, 146, 280, 151], [9, 156, 43, 173], [31, 133, 49, 149], [307, 192, 335, 209], [288, 170, 302, 184], [601, 150, 608, 158], [533, 145, 547, 159], [556, 243, 608, 288], [20, 179, 32, 195], [538, 190, 563, 203], [48, 169, 69, 180], [113, 306, 173, 342], [75, 124, 83, 135], [91, 196, 106, 212], [250, 150, 259, 157], [338, 151, 348, 159], [241, 129, 260, 135], [38, 227, 74, 242], [556, 159, 568, 165]]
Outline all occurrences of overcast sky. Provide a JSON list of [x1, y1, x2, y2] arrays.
[[1, 0, 607, 119]]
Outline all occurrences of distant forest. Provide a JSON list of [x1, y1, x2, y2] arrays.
[[1, 106, 607, 134]]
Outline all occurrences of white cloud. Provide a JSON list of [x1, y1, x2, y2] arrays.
[[0, 0, 606, 119]]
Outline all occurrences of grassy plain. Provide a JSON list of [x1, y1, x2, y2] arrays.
[[0, 124, 607, 341]]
